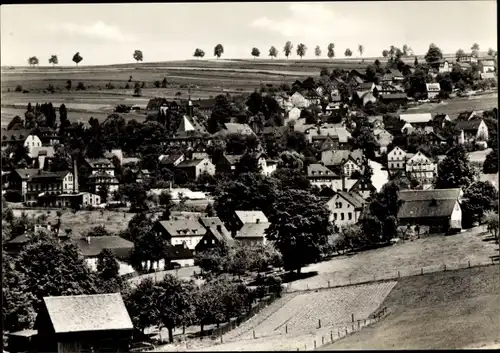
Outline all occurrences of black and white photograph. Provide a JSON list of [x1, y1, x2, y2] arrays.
[[1, 1, 499, 351]]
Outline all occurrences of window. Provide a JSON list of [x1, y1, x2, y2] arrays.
[[339, 202, 343, 208], [341, 213, 345, 220], [334, 213, 338, 220], [348, 212, 352, 220]]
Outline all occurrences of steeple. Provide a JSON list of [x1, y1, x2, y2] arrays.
[[187, 87, 193, 118]]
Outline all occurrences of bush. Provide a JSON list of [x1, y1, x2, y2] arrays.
[[47, 84, 55, 93], [4, 190, 22, 203], [106, 82, 115, 90], [15, 85, 23, 92], [76, 82, 86, 91], [125, 83, 130, 89], [154, 81, 161, 88], [133, 87, 142, 97], [141, 81, 146, 88]]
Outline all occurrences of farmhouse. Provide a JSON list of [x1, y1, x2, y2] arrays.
[[307, 163, 339, 188], [326, 191, 366, 227], [373, 128, 393, 154], [175, 157, 215, 180], [195, 217, 234, 252], [457, 54, 478, 64], [405, 151, 437, 185], [1, 129, 33, 147], [321, 149, 364, 177], [290, 91, 311, 108], [399, 113, 432, 127], [39, 192, 101, 208], [33, 293, 133, 353], [425, 83, 441, 99], [387, 146, 407, 172], [235, 220, 270, 245], [154, 219, 206, 250], [397, 188, 462, 233], [349, 178, 377, 200], [73, 236, 135, 275], [455, 119, 489, 144], [433, 113, 451, 128]]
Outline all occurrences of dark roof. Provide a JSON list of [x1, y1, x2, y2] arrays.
[[42, 293, 133, 333], [358, 82, 374, 91], [2, 129, 32, 142], [336, 191, 366, 209], [388, 69, 403, 77], [85, 158, 114, 168], [455, 120, 483, 132], [14, 169, 69, 181], [307, 163, 338, 177], [146, 97, 169, 110], [456, 111, 475, 120], [235, 222, 270, 239], [223, 123, 256, 136], [176, 158, 208, 168], [74, 236, 133, 259], [398, 199, 457, 219], [398, 188, 461, 202], [157, 219, 206, 237], [199, 217, 234, 245], [176, 115, 208, 136], [160, 153, 184, 165]]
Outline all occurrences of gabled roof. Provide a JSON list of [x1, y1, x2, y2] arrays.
[[14, 169, 70, 181], [358, 82, 374, 91], [307, 163, 338, 177], [1, 129, 32, 142], [199, 217, 234, 245], [398, 188, 461, 201], [456, 111, 476, 121], [350, 178, 377, 193], [159, 152, 184, 165], [85, 158, 114, 169], [380, 93, 408, 100], [399, 113, 432, 124], [157, 220, 207, 237], [388, 69, 404, 77], [235, 222, 270, 239], [42, 293, 133, 333], [235, 210, 269, 224], [328, 178, 357, 192], [176, 115, 207, 136], [315, 126, 352, 143], [322, 149, 364, 167], [333, 191, 366, 209], [223, 123, 256, 136], [74, 236, 133, 259], [455, 119, 483, 132], [176, 158, 208, 168]]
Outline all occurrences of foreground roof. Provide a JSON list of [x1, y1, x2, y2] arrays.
[[398, 188, 461, 201], [42, 293, 133, 333], [74, 236, 133, 258]]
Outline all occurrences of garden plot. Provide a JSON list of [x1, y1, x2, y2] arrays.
[[238, 281, 397, 340]]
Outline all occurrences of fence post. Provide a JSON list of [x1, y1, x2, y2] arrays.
[[253, 330, 256, 339], [331, 331, 333, 342], [328, 280, 330, 287], [352, 323, 355, 331], [421, 268, 423, 275], [397, 270, 400, 278], [358, 320, 360, 329], [306, 284, 309, 290], [322, 336, 324, 345], [444, 264, 447, 271], [304, 344, 307, 350], [345, 328, 348, 336], [364, 319, 366, 325], [221, 334, 223, 344], [468, 260, 471, 268], [314, 340, 316, 349], [351, 313, 354, 322], [338, 330, 341, 337], [318, 319, 321, 328], [286, 324, 288, 334]]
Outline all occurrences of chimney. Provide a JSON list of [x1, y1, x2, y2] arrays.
[[38, 155, 46, 170], [256, 218, 260, 224], [216, 225, 222, 233], [73, 158, 79, 193]]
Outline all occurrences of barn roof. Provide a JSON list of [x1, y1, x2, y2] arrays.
[[74, 236, 133, 259], [42, 293, 133, 333], [235, 210, 269, 224]]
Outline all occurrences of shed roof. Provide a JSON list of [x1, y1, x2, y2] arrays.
[[42, 293, 133, 333], [74, 236, 133, 259], [398, 199, 457, 219], [455, 119, 483, 132], [398, 188, 461, 201], [157, 220, 207, 237]]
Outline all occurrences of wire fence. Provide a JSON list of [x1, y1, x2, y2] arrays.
[[283, 259, 498, 293]]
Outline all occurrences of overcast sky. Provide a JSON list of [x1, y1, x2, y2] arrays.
[[1, 1, 497, 66]]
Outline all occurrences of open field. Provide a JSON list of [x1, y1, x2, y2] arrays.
[[319, 265, 500, 349], [284, 226, 497, 291], [232, 281, 396, 340], [11, 208, 135, 236], [405, 92, 498, 119]]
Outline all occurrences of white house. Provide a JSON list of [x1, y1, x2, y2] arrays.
[[399, 113, 433, 126], [24, 135, 42, 156], [288, 107, 302, 121], [387, 146, 407, 171], [479, 56, 495, 73], [259, 158, 278, 176], [307, 163, 339, 188], [438, 60, 452, 73], [326, 191, 366, 227], [290, 92, 311, 108], [373, 128, 393, 154], [426, 83, 441, 99], [405, 151, 437, 185]]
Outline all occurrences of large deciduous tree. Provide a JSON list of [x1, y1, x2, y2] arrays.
[[344, 48, 352, 57], [251, 47, 260, 59], [284, 41, 293, 59], [424, 43, 443, 64], [435, 145, 475, 190], [461, 181, 498, 228], [72, 52, 83, 66], [133, 50, 144, 63], [214, 44, 224, 59], [193, 48, 205, 59], [265, 190, 332, 273], [327, 43, 335, 59], [296, 43, 307, 59], [48, 55, 58, 67], [315, 45, 322, 57], [269, 46, 278, 59], [483, 148, 498, 174]]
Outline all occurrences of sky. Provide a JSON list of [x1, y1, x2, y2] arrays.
[[1, 1, 497, 66]]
